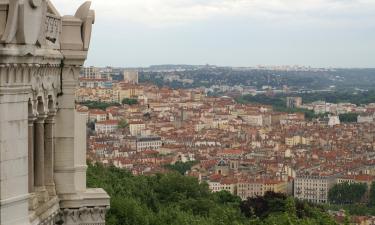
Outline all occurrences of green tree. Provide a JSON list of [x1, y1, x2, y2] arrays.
[[87, 163, 337, 225], [122, 98, 138, 105], [339, 113, 358, 123], [80, 101, 120, 110], [328, 182, 367, 205], [369, 181, 375, 206], [164, 161, 198, 175], [118, 119, 128, 129]]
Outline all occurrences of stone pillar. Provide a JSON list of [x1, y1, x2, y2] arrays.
[[28, 117, 36, 193], [28, 116, 39, 210], [54, 4, 109, 225], [34, 114, 49, 202], [45, 111, 56, 196]]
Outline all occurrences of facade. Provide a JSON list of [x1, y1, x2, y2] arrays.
[[0, 1, 109, 225], [358, 114, 374, 123], [328, 115, 341, 126], [285, 135, 312, 147], [95, 120, 119, 133], [123, 70, 139, 84], [82, 66, 101, 79], [241, 114, 263, 126], [237, 179, 287, 200], [129, 122, 146, 136], [89, 109, 107, 122], [237, 180, 264, 200], [136, 136, 163, 151], [294, 174, 337, 203], [286, 97, 302, 108]]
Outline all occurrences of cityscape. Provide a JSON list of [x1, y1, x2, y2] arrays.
[[80, 66, 375, 223], [0, 0, 375, 225]]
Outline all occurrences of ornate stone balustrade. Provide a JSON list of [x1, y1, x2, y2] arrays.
[[45, 13, 61, 44]]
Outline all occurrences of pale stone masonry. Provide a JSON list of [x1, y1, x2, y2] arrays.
[[0, 1, 109, 225]]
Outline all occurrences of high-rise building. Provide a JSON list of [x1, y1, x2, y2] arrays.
[[123, 70, 139, 84], [82, 66, 101, 79], [0, 1, 109, 224]]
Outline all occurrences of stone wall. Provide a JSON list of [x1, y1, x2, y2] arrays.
[[0, 1, 109, 225]]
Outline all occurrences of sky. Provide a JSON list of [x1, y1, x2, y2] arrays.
[[53, 0, 375, 68]]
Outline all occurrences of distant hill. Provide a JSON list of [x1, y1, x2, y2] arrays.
[[140, 67, 375, 91]]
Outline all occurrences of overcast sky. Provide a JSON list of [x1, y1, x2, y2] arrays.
[[53, 0, 375, 68]]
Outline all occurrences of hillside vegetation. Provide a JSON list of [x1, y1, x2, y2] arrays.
[[87, 163, 337, 225]]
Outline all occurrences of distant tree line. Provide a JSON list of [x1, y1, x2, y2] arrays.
[[122, 98, 138, 105], [140, 68, 375, 91], [79, 101, 120, 110]]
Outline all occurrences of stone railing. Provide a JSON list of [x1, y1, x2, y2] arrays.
[[45, 13, 61, 44]]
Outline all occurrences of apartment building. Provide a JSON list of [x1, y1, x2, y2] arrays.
[[129, 122, 146, 136], [95, 120, 119, 133], [294, 173, 338, 203]]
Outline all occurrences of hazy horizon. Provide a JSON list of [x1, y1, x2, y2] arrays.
[[54, 0, 375, 68]]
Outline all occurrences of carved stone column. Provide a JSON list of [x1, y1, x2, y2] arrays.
[[55, 4, 110, 225], [28, 116, 36, 193], [28, 116, 39, 210], [34, 114, 49, 202], [45, 111, 57, 196]]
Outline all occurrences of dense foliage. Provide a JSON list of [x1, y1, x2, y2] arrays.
[[339, 113, 358, 123], [79, 101, 120, 110], [369, 182, 375, 207], [240, 192, 337, 224], [122, 98, 138, 105], [328, 182, 367, 205], [118, 119, 129, 129], [87, 163, 337, 225], [164, 161, 199, 175], [325, 181, 375, 217]]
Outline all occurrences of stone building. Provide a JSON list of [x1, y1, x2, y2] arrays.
[[286, 97, 302, 108], [294, 174, 338, 203], [0, 1, 109, 225], [123, 70, 139, 84]]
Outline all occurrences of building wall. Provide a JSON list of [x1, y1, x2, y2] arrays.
[[0, 1, 110, 224], [294, 175, 337, 203]]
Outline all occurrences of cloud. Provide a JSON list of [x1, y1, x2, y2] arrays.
[[53, 0, 375, 27]]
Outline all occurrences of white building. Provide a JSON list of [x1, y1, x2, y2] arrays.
[[294, 174, 338, 203], [129, 122, 146, 136], [358, 114, 374, 123], [136, 136, 162, 151], [241, 114, 263, 126], [123, 70, 139, 84], [89, 109, 107, 122], [82, 66, 101, 79], [328, 115, 340, 126], [95, 120, 119, 133]]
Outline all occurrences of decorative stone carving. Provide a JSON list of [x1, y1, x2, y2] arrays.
[[61, 206, 109, 225], [0, 0, 46, 44], [61, 2, 95, 51], [0, 1, 109, 225], [30, 0, 43, 8]]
